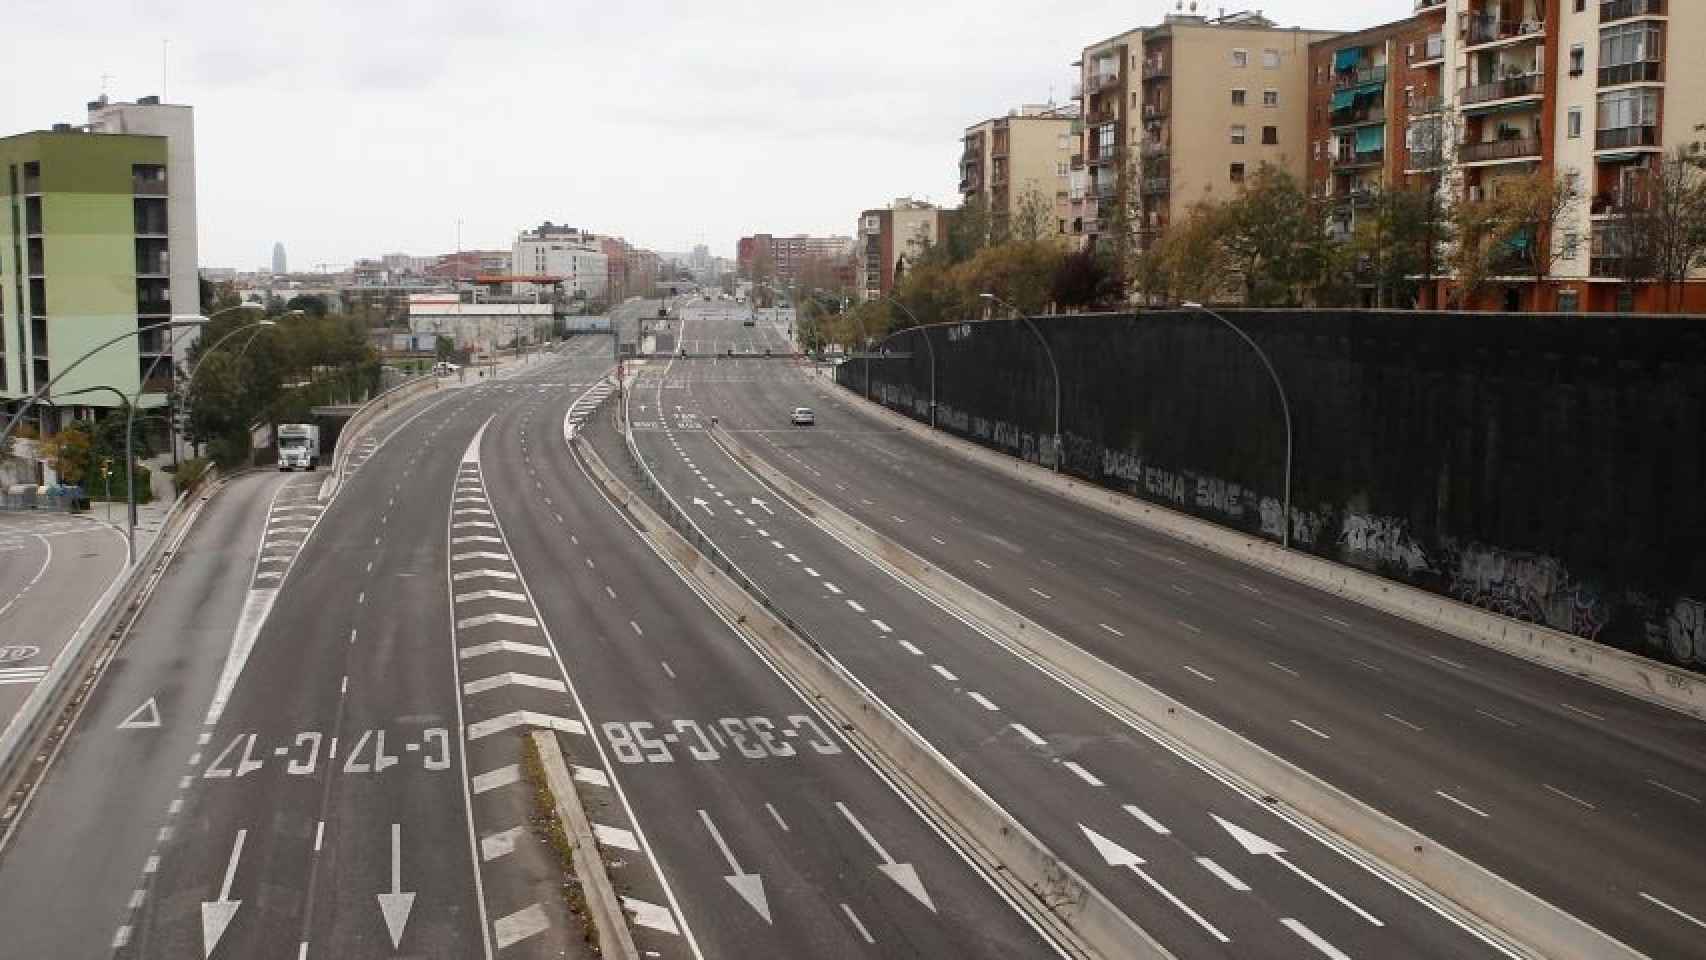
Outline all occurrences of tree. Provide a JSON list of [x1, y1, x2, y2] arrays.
[[953, 239, 1059, 316], [1446, 169, 1580, 308], [1150, 200, 1236, 304], [1347, 186, 1440, 307], [1215, 164, 1324, 306], [286, 294, 329, 319], [1608, 148, 1706, 310], [1051, 248, 1121, 311], [938, 194, 990, 265], [1008, 185, 1055, 244]]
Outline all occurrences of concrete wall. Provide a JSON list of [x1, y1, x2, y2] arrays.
[[848, 309, 1706, 671]]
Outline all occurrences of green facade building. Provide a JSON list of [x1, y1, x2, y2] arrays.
[[1, 128, 175, 429]]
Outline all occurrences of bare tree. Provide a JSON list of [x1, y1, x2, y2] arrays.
[[1610, 148, 1706, 310]]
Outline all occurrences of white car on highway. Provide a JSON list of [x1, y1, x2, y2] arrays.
[[790, 407, 815, 426]]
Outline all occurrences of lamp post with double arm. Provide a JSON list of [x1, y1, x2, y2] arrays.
[[877, 295, 936, 429]]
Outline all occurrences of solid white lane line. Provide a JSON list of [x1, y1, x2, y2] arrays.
[[931, 664, 959, 682], [1384, 712, 1424, 732], [1543, 783, 1597, 811], [1123, 804, 1171, 835], [1435, 790, 1491, 818], [1281, 917, 1353, 960], [1431, 654, 1466, 670], [1640, 892, 1706, 931], [1063, 761, 1104, 787], [1010, 723, 1047, 746], [1647, 779, 1702, 804], [898, 640, 925, 656], [1176, 620, 1202, 634], [1197, 857, 1251, 891], [1183, 665, 1216, 682], [841, 903, 876, 944], [1560, 702, 1606, 722], [1290, 719, 1332, 740], [1098, 623, 1125, 637], [1029, 587, 1052, 600], [1267, 661, 1299, 677], [967, 692, 1000, 711]]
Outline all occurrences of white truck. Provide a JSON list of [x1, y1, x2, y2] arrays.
[[277, 423, 321, 472]]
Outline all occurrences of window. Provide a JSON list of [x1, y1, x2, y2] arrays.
[[1558, 288, 1580, 313], [1057, 161, 1069, 175], [1597, 88, 1659, 131], [1231, 88, 1247, 106], [1600, 22, 1662, 70], [1262, 125, 1278, 145], [1562, 231, 1581, 260], [1313, 140, 1322, 159], [1568, 107, 1582, 139], [1058, 133, 1069, 149], [1232, 49, 1249, 68], [1230, 124, 1247, 144], [1573, 0, 1585, 11], [1263, 89, 1279, 107], [1230, 162, 1246, 183], [1262, 49, 1280, 69], [1569, 45, 1584, 76]]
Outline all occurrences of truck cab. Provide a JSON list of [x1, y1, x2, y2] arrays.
[[277, 423, 321, 471]]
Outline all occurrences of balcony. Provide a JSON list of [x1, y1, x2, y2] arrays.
[[1409, 94, 1445, 115], [1412, 34, 1445, 64], [1070, 81, 1084, 100], [1090, 143, 1120, 165], [1069, 153, 1084, 170], [1085, 70, 1121, 95], [1333, 148, 1385, 170], [1142, 59, 1169, 81], [1331, 104, 1387, 128], [21, 171, 40, 194], [1092, 178, 1119, 198], [1141, 177, 1171, 195], [1460, 72, 1544, 106], [136, 328, 173, 355], [1596, 124, 1659, 150], [1465, 16, 1547, 49], [1601, 0, 1663, 22], [1140, 140, 1170, 158], [1334, 65, 1388, 89], [1459, 136, 1543, 163], [132, 172, 168, 196], [1599, 60, 1663, 86], [1407, 147, 1446, 170], [1591, 255, 1652, 278], [1142, 103, 1168, 122]]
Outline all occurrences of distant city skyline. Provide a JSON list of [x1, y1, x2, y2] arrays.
[[3, 0, 1410, 268]]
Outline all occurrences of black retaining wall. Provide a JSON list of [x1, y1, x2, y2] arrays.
[[840, 310, 1706, 671]]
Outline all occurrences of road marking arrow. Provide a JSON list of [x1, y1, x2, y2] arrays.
[[691, 497, 715, 516], [201, 829, 245, 957], [837, 801, 935, 912], [1080, 824, 1229, 943], [698, 809, 770, 923], [749, 497, 774, 516], [117, 697, 161, 730], [1211, 815, 1382, 926], [377, 823, 416, 949]]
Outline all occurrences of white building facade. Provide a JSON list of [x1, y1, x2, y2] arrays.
[[511, 223, 608, 301]]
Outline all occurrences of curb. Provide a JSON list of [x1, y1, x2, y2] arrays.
[[529, 730, 640, 960], [574, 428, 1162, 960], [710, 420, 1643, 960], [319, 374, 440, 503], [0, 465, 231, 835], [829, 381, 1706, 720]]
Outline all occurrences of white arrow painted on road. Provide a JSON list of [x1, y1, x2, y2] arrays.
[[691, 497, 714, 516], [1211, 815, 1382, 926], [1080, 824, 1229, 943], [117, 696, 161, 730], [377, 822, 416, 949], [698, 809, 770, 923], [749, 497, 774, 516], [201, 829, 246, 957], [837, 801, 936, 912]]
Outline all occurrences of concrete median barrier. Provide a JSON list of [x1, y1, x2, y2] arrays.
[[708, 420, 1645, 960]]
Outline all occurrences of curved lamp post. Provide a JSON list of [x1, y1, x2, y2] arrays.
[[979, 292, 1061, 472], [877, 295, 936, 429], [1181, 301, 1293, 548], [169, 312, 285, 469]]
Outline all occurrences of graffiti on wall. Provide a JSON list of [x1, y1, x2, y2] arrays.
[[1340, 514, 1433, 575], [1445, 544, 1611, 640], [1648, 598, 1706, 667]]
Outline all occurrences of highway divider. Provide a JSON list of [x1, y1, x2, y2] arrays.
[[527, 730, 640, 960], [572, 401, 1168, 960], [0, 466, 228, 841], [317, 373, 440, 502], [707, 418, 1645, 960], [828, 381, 1704, 721]]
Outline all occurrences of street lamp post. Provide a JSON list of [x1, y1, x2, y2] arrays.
[[1181, 301, 1293, 548], [173, 312, 283, 467], [980, 293, 1062, 472], [878, 295, 936, 430]]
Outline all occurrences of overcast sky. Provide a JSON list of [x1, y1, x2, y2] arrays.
[[5, 0, 1408, 270]]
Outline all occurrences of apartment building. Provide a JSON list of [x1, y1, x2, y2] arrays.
[[855, 198, 955, 302], [736, 234, 854, 286], [1, 126, 186, 429], [1075, 10, 1337, 254], [511, 222, 608, 301], [959, 105, 1076, 242]]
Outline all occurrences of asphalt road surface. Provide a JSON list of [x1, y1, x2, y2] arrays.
[[667, 301, 1706, 960], [613, 305, 1505, 960]]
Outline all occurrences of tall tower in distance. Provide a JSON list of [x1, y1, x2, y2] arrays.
[[272, 242, 287, 275]]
